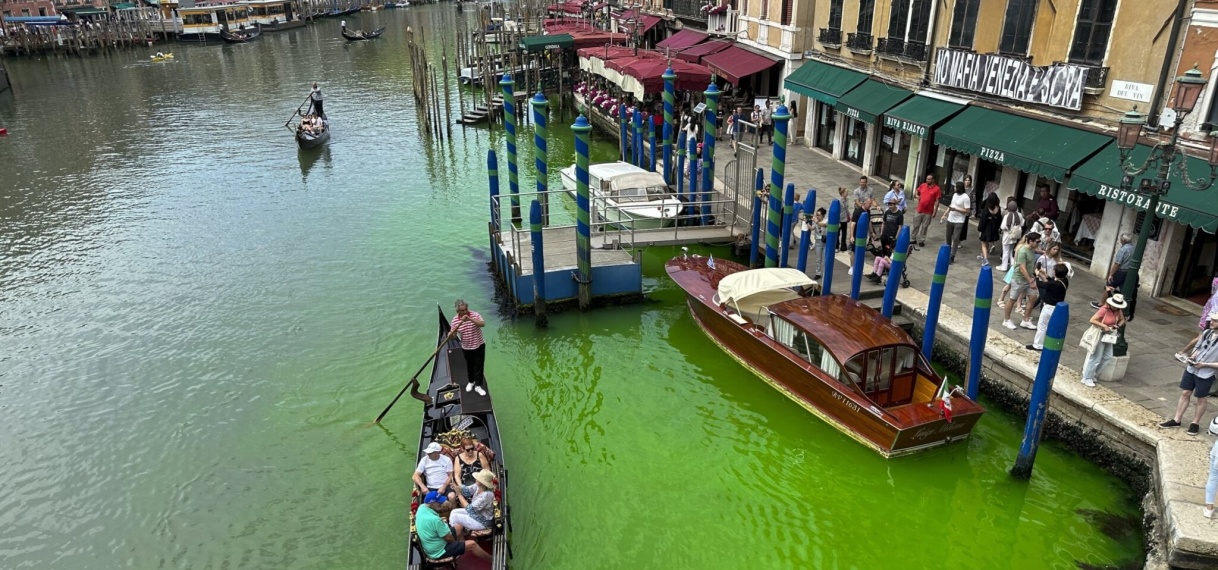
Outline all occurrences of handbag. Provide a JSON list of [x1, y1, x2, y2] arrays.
[[1079, 325, 1102, 352], [1100, 331, 1118, 344]]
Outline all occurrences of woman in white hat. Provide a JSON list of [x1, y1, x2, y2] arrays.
[[449, 469, 497, 539], [1080, 294, 1127, 387], [1161, 311, 1218, 435]]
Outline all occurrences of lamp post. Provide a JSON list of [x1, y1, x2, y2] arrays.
[[1111, 66, 1218, 357]]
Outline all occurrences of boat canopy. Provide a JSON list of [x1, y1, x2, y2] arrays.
[[607, 172, 665, 194], [717, 268, 816, 304]]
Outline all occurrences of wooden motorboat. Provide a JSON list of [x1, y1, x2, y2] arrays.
[[220, 25, 262, 43], [341, 25, 385, 40], [295, 116, 330, 149], [407, 308, 511, 569], [666, 254, 985, 458], [559, 161, 683, 229]]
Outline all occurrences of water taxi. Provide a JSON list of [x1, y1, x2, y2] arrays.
[[666, 254, 985, 457], [559, 161, 683, 229], [239, 0, 305, 30]]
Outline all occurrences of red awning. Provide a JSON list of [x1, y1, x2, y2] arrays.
[[655, 28, 707, 50], [616, 9, 635, 19], [545, 21, 598, 33], [673, 39, 731, 63], [606, 57, 712, 93], [577, 45, 663, 60], [701, 45, 780, 85], [567, 29, 630, 48], [546, 0, 583, 14], [589, 1, 608, 9]]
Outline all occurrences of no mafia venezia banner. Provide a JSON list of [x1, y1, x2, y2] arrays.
[[933, 48, 1090, 111]]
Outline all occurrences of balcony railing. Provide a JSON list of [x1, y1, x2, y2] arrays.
[[845, 32, 872, 53], [877, 37, 927, 62], [818, 27, 842, 48]]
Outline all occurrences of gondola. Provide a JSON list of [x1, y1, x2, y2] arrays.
[[220, 25, 261, 43], [341, 26, 385, 40], [406, 308, 510, 570], [295, 116, 330, 149]]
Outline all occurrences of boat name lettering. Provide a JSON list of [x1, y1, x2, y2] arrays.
[[1095, 184, 1180, 219], [979, 147, 1005, 163], [910, 422, 965, 441], [831, 391, 861, 413], [883, 116, 927, 138]]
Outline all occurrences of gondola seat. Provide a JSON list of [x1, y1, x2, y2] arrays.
[[421, 553, 459, 569], [465, 527, 494, 539]]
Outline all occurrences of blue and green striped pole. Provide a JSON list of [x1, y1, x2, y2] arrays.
[[529, 200, 548, 327], [779, 183, 795, 267], [700, 83, 720, 226], [921, 244, 953, 360], [500, 74, 521, 226], [686, 135, 698, 208], [881, 226, 911, 318], [648, 119, 657, 172], [488, 150, 500, 232], [676, 129, 687, 198], [823, 200, 841, 295], [967, 264, 994, 399], [766, 105, 791, 265], [531, 92, 550, 225], [850, 211, 869, 299], [619, 103, 628, 162], [1011, 302, 1070, 480], [796, 190, 816, 273], [633, 108, 643, 167], [750, 167, 764, 267], [572, 114, 593, 309], [662, 67, 676, 184]]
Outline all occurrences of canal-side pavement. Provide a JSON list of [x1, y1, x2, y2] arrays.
[[725, 140, 1218, 568]]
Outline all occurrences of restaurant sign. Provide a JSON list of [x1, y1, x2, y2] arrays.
[[933, 48, 1089, 111], [883, 116, 927, 138], [1092, 183, 1182, 220]]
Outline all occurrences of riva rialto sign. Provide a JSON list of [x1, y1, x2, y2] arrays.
[[933, 48, 1089, 111]]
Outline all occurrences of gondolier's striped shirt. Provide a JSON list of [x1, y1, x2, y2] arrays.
[[451, 311, 485, 350]]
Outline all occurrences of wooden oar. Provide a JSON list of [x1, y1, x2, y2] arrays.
[[373, 326, 460, 424], [284, 94, 312, 127]]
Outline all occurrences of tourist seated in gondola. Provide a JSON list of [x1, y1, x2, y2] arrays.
[[413, 442, 455, 499], [453, 437, 491, 487], [415, 491, 492, 562], [449, 469, 496, 540]]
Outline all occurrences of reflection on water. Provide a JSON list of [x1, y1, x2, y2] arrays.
[[0, 7, 1142, 569]]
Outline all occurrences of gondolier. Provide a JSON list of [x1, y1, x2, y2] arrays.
[[451, 299, 487, 396], [309, 82, 325, 119]]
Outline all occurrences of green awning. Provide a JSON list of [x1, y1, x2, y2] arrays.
[[881, 95, 965, 139], [784, 60, 867, 106], [1069, 143, 1218, 233], [59, 6, 108, 14], [933, 107, 1112, 181], [834, 80, 912, 124], [111, 2, 137, 9], [519, 33, 573, 53]]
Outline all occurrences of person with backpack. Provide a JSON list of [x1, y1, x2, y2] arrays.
[[996, 199, 1024, 271]]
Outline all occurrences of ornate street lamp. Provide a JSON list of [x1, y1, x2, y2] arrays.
[[1111, 65, 1218, 356]]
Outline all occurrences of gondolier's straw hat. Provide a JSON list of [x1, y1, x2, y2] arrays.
[[473, 469, 497, 488]]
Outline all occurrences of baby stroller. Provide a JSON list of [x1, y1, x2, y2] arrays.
[[867, 239, 912, 288]]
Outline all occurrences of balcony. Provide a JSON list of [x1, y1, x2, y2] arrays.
[[1081, 64, 1109, 94], [845, 32, 872, 54], [876, 37, 927, 62], [818, 27, 842, 48]]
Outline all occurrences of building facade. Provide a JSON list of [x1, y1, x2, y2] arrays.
[[780, 0, 1217, 304]]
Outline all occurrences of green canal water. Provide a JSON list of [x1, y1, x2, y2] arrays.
[[0, 7, 1142, 569]]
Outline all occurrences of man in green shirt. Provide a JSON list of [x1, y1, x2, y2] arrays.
[[1002, 232, 1042, 330], [415, 491, 491, 562]]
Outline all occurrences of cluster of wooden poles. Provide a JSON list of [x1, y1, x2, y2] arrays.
[[405, 25, 452, 141], [1, 17, 160, 56]]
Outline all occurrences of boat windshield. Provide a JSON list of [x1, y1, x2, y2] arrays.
[[841, 345, 923, 407], [615, 185, 669, 203]]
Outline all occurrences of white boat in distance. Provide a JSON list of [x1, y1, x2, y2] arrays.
[[559, 161, 683, 229]]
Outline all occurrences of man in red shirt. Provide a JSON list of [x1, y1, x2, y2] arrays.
[[451, 299, 488, 396], [911, 173, 941, 247]]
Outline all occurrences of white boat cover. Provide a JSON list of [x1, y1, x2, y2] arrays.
[[717, 268, 816, 305]]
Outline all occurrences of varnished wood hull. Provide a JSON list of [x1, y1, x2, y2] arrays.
[[668, 256, 983, 457]]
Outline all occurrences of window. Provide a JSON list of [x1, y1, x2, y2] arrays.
[[856, 0, 874, 33], [1000, 0, 1038, 55], [760, 0, 768, 19], [886, 0, 931, 42], [828, 0, 843, 29], [781, 0, 792, 25], [1069, 0, 1117, 65], [948, 0, 979, 49]]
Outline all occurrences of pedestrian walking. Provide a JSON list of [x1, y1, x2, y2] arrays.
[[1079, 294, 1128, 388], [911, 174, 941, 247], [450, 299, 488, 396], [1204, 437, 1218, 518], [977, 194, 1002, 266], [760, 104, 773, 144], [997, 199, 1023, 271], [806, 207, 827, 279], [1026, 264, 1069, 351], [940, 181, 971, 263], [1199, 276, 1218, 331], [849, 176, 873, 245], [1001, 232, 1042, 330], [1161, 311, 1218, 433], [836, 187, 852, 252], [1093, 233, 1135, 311]]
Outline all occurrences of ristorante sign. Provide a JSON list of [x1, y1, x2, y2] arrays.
[[933, 48, 1089, 111]]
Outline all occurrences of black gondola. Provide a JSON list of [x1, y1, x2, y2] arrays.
[[220, 25, 262, 43], [406, 308, 510, 570], [341, 26, 385, 40], [295, 116, 330, 149]]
